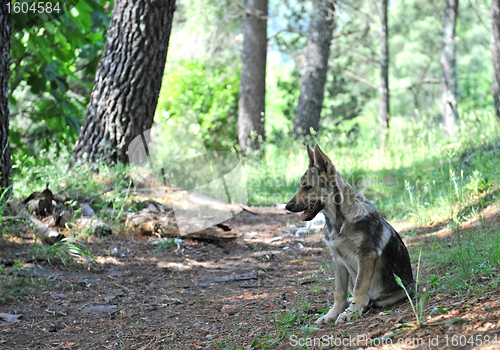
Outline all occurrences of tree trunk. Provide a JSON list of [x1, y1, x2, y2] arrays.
[[0, 4, 12, 198], [440, 0, 459, 137], [293, 0, 335, 138], [238, 0, 267, 153], [491, 0, 500, 120], [379, 0, 389, 149], [74, 0, 176, 164]]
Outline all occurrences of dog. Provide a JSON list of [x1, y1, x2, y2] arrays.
[[286, 145, 415, 325]]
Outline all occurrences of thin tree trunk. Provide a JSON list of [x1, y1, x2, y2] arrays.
[[74, 0, 176, 164], [293, 0, 335, 138], [0, 4, 12, 198], [238, 0, 267, 153], [491, 0, 500, 119], [440, 0, 459, 137], [379, 0, 389, 150]]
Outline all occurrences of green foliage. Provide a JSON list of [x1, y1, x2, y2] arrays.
[[0, 261, 50, 304], [269, 0, 309, 54], [9, 0, 111, 162], [155, 61, 240, 150], [170, 0, 243, 65], [429, 228, 500, 294], [322, 63, 374, 130], [265, 62, 300, 144], [389, 0, 443, 117], [12, 144, 130, 199], [31, 237, 96, 267]]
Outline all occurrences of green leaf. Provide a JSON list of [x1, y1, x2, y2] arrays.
[[394, 274, 403, 287], [430, 318, 467, 326], [10, 130, 22, 146], [74, 0, 94, 29], [10, 65, 30, 92], [447, 318, 467, 324], [428, 307, 449, 317], [396, 323, 416, 328], [300, 325, 320, 332], [27, 74, 47, 94], [247, 338, 262, 349]]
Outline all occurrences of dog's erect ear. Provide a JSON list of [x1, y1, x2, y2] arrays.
[[314, 145, 336, 175], [306, 144, 314, 168]]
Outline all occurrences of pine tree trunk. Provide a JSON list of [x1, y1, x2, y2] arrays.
[[491, 0, 500, 119], [379, 0, 389, 149], [0, 4, 12, 198], [293, 0, 334, 138], [440, 0, 459, 137], [238, 0, 267, 153], [74, 0, 176, 164]]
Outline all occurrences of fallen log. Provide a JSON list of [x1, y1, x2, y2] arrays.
[[126, 208, 238, 241], [28, 214, 64, 245], [182, 226, 238, 241], [7, 200, 64, 245]]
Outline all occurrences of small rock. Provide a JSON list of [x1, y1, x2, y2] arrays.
[[246, 231, 259, 237], [48, 322, 66, 332], [0, 313, 22, 323], [106, 268, 118, 276], [83, 305, 118, 314], [53, 293, 69, 299], [81, 205, 95, 217], [295, 228, 309, 236], [104, 295, 116, 302], [57, 210, 73, 227]]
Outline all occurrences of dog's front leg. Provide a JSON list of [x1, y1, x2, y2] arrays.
[[335, 253, 378, 324], [315, 260, 349, 325]]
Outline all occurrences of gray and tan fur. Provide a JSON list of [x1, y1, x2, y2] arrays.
[[286, 145, 415, 325]]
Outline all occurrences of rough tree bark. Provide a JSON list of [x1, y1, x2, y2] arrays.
[[379, 0, 389, 149], [238, 0, 267, 153], [0, 4, 12, 198], [293, 0, 335, 138], [74, 0, 176, 164], [491, 0, 500, 120], [440, 0, 459, 137]]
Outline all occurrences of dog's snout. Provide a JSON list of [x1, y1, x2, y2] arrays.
[[285, 201, 294, 211]]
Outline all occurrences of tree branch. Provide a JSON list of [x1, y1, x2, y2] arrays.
[[267, 29, 305, 41], [341, 69, 379, 89], [393, 78, 441, 90], [420, 45, 440, 81], [411, 78, 441, 86], [331, 28, 366, 40]]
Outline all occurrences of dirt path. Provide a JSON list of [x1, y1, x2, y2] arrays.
[[1, 207, 499, 349]]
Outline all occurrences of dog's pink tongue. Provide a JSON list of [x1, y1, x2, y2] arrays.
[[301, 211, 307, 221]]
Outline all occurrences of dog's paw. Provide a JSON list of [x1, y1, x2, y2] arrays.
[[314, 314, 336, 325], [334, 311, 351, 324], [334, 307, 363, 325]]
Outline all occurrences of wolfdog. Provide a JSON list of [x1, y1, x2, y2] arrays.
[[286, 145, 415, 325]]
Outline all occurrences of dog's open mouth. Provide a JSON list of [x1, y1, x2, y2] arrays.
[[301, 201, 324, 222]]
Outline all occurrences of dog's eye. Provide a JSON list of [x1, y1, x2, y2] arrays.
[[303, 185, 312, 191]]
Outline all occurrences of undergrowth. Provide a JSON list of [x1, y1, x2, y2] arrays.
[[30, 237, 97, 267], [427, 226, 500, 295], [0, 261, 50, 304]]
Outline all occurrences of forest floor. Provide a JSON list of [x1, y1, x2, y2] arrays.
[[1, 204, 500, 350]]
